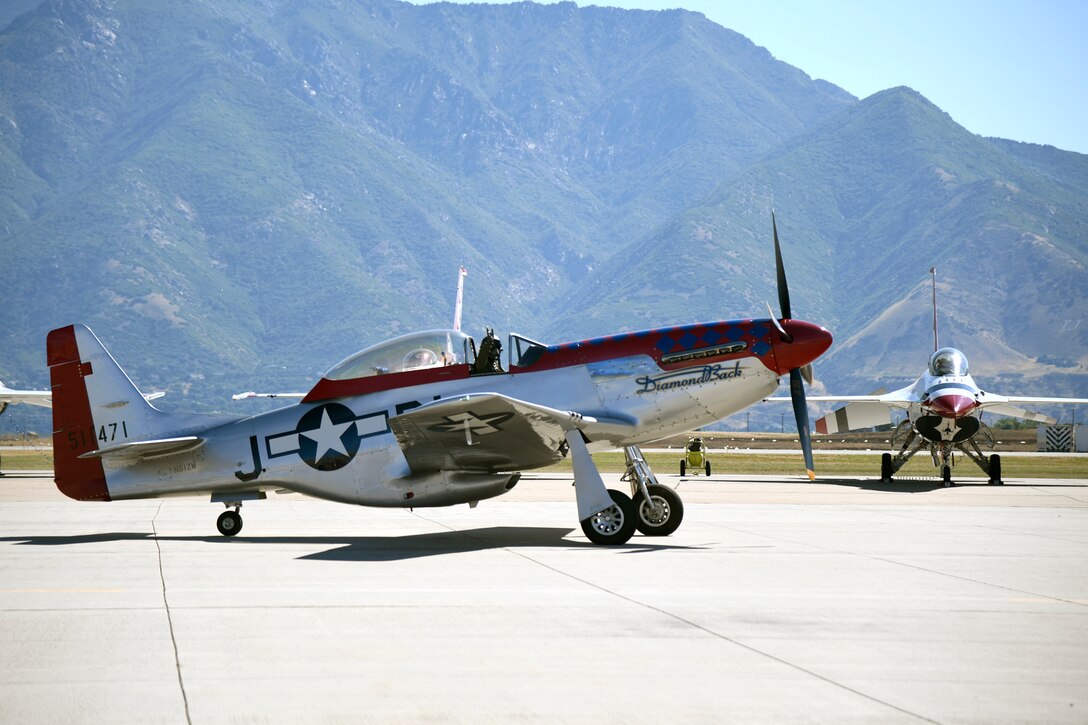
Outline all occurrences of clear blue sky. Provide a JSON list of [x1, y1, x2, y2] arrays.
[[410, 0, 1088, 154]]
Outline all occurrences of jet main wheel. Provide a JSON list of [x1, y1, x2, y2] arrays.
[[942, 465, 953, 487], [217, 510, 243, 537], [633, 484, 684, 537], [881, 452, 894, 482], [704, 460, 711, 476], [988, 454, 1003, 485], [679, 459, 687, 476], [580, 489, 636, 545]]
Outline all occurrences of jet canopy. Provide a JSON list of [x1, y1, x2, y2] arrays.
[[324, 330, 472, 381], [929, 347, 969, 377]]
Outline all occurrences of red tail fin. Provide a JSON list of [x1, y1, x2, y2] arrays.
[[47, 325, 110, 501]]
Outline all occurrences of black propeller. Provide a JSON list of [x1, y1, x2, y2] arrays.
[[771, 212, 815, 480]]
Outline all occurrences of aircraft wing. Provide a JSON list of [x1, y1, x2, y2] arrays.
[[232, 391, 305, 400], [0, 381, 163, 411], [765, 385, 916, 434], [976, 392, 1088, 424], [389, 392, 635, 473], [0, 381, 52, 409]]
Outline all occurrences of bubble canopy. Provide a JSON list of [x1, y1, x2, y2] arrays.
[[928, 348, 969, 377], [324, 330, 472, 381]]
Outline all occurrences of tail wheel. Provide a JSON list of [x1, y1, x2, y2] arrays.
[[679, 459, 687, 476], [217, 510, 243, 537], [580, 489, 636, 545], [881, 452, 893, 482], [633, 484, 684, 537], [988, 454, 1003, 485]]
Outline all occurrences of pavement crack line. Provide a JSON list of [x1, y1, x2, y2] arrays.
[[412, 512, 940, 724], [151, 502, 193, 725]]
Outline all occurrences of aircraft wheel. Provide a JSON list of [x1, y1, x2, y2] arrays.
[[679, 459, 687, 476], [988, 454, 1003, 485], [942, 465, 953, 487], [580, 490, 636, 545], [217, 510, 243, 537], [633, 484, 684, 537], [705, 460, 711, 476], [881, 453, 893, 482]]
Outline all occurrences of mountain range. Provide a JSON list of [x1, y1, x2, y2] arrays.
[[1, 0, 1085, 432]]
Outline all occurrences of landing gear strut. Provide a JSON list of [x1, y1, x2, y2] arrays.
[[566, 433, 685, 544], [210, 491, 265, 537], [622, 446, 685, 537]]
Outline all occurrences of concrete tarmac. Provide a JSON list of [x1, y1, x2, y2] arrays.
[[1, 471, 1087, 724]]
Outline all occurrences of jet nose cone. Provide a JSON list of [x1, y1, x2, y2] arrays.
[[770, 320, 833, 374], [927, 393, 977, 419]]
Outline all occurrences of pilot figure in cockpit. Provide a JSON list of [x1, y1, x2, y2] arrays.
[[929, 348, 968, 377]]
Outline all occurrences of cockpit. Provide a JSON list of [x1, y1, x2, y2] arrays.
[[322, 328, 554, 382], [324, 330, 472, 381], [928, 348, 969, 377]]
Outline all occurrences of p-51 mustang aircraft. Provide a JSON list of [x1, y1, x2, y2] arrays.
[[805, 270, 1088, 485], [49, 217, 831, 544]]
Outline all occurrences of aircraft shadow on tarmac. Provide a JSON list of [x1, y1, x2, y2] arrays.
[[0, 526, 702, 561], [784, 477, 1088, 493]]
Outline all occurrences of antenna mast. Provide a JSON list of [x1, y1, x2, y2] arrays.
[[453, 266, 468, 331]]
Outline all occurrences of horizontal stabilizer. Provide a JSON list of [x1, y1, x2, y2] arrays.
[[78, 435, 203, 462]]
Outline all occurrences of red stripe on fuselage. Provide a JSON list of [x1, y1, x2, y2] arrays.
[[303, 319, 782, 401], [47, 326, 110, 501]]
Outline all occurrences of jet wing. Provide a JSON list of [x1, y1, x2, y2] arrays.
[[0, 382, 52, 409], [975, 392, 1088, 425], [389, 393, 634, 473]]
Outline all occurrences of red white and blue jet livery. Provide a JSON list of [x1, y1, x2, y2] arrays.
[[808, 348, 1088, 486], [48, 219, 830, 545]]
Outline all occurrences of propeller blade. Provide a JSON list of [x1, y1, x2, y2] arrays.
[[772, 211, 792, 321], [800, 363, 814, 386], [789, 368, 815, 480], [766, 301, 792, 343]]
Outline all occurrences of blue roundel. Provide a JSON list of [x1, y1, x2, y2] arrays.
[[296, 403, 360, 471]]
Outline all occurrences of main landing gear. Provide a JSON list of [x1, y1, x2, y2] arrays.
[[566, 432, 685, 545], [880, 420, 1004, 486]]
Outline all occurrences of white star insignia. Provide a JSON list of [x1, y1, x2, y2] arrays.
[[300, 409, 353, 460]]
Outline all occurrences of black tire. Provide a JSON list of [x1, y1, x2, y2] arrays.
[[633, 484, 685, 537], [679, 459, 687, 476], [217, 510, 242, 537], [580, 489, 636, 545], [942, 465, 953, 487], [988, 454, 1003, 485], [705, 460, 711, 476], [881, 452, 893, 482]]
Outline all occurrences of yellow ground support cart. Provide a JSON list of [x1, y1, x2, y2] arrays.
[[680, 436, 711, 476]]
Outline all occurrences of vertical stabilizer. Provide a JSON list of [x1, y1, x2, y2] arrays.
[[47, 324, 204, 501]]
